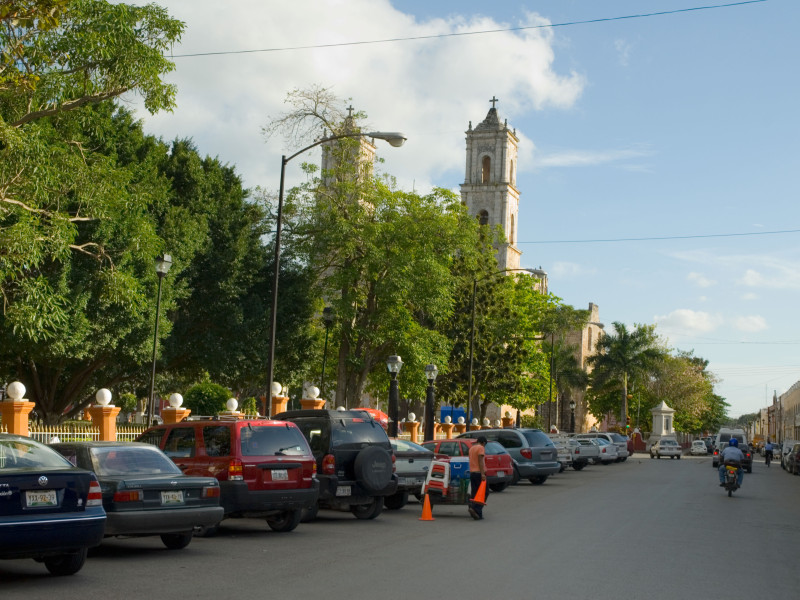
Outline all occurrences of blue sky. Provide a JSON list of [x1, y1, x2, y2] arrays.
[[129, 0, 799, 418]]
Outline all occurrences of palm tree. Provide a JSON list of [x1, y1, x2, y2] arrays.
[[587, 322, 664, 427], [551, 341, 589, 430]]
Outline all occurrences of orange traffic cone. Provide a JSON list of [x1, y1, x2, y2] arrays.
[[472, 480, 487, 506], [419, 493, 434, 521]]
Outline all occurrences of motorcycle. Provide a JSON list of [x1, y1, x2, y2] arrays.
[[723, 461, 741, 497]]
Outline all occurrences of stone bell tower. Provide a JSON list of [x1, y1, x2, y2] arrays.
[[460, 96, 522, 271]]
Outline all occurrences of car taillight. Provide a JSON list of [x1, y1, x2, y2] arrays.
[[202, 485, 221, 499], [520, 448, 533, 459], [228, 459, 244, 481], [574, 448, 580, 454], [87, 481, 103, 507], [602, 448, 607, 453], [113, 489, 143, 503], [322, 454, 336, 475]]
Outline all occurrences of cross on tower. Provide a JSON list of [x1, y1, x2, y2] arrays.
[[489, 96, 499, 108], [347, 105, 354, 117]]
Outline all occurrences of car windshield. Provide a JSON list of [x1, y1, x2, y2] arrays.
[[662, 440, 677, 446], [391, 439, 431, 453], [90, 445, 182, 476], [331, 420, 389, 447], [485, 441, 507, 455], [522, 430, 554, 447], [609, 433, 627, 443], [240, 425, 310, 456], [0, 437, 74, 470]]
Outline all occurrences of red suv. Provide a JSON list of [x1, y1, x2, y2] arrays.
[[137, 419, 318, 533]]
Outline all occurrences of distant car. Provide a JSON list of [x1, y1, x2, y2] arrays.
[[594, 438, 619, 464], [690, 440, 707, 456], [575, 432, 629, 462], [572, 438, 600, 469], [0, 434, 106, 576], [781, 440, 799, 470], [650, 438, 682, 459], [52, 441, 224, 549], [419, 439, 514, 492], [785, 443, 800, 475], [457, 428, 560, 484], [387, 438, 433, 509]]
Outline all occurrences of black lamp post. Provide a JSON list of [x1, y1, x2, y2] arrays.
[[148, 254, 172, 426], [570, 399, 576, 433], [266, 130, 407, 405], [320, 306, 334, 400], [424, 364, 438, 442], [386, 355, 403, 437]]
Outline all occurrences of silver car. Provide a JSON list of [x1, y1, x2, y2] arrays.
[[458, 428, 560, 485], [575, 432, 629, 462], [388, 439, 433, 509]]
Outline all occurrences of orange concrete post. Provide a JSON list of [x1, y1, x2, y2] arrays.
[[502, 416, 514, 428], [454, 423, 466, 434], [162, 407, 191, 424], [441, 423, 455, 439], [88, 405, 122, 441], [270, 395, 289, 416], [403, 421, 420, 443], [0, 400, 36, 437], [300, 398, 327, 410]]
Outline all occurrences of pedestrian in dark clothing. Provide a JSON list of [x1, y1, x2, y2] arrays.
[[468, 436, 488, 520]]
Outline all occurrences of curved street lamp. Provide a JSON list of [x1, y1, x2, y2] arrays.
[[386, 355, 404, 437], [424, 364, 438, 442], [148, 254, 172, 426], [266, 130, 407, 404]]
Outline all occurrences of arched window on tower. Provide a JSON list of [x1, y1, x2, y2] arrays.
[[478, 210, 489, 226], [510, 214, 516, 244], [482, 156, 491, 183]]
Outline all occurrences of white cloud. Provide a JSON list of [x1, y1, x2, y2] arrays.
[[670, 250, 800, 290], [536, 145, 653, 168], [687, 271, 715, 288], [742, 292, 758, 301], [654, 309, 723, 334], [733, 315, 767, 333], [614, 38, 633, 67], [550, 261, 596, 279]]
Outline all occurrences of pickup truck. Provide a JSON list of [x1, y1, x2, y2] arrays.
[[572, 438, 600, 469]]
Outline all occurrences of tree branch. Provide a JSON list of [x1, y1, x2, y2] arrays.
[[11, 87, 132, 127]]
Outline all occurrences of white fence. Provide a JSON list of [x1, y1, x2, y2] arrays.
[[1, 423, 149, 443]]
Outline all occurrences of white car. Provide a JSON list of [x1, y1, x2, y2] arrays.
[[690, 440, 707, 455], [650, 438, 682, 459], [593, 438, 619, 464]]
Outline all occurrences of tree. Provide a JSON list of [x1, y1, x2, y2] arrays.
[[551, 340, 589, 429], [587, 322, 665, 427], [183, 379, 231, 417]]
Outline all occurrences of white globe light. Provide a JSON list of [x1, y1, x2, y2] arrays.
[[457, 416, 465, 424], [95, 388, 112, 406], [472, 418, 479, 426], [6, 381, 25, 401], [226, 398, 238, 411], [336, 406, 346, 411], [408, 412, 416, 422], [307, 386, 320, 399], [505, 411, 511, 418], [270, 382, 282, 396], [444, 416, 452, 424], [169, 393, 183, 408], [494, 419, 502, 427], [482, 418, 490, 426]]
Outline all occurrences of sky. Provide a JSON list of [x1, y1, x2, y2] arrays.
[[125, 0, 800, 418]]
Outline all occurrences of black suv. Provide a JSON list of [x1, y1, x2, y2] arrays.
[[273, 410, 397, 520]]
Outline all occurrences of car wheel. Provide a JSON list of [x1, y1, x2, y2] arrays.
[[677, 456, 681, 460], [160, 531, 193, 550], [528, 476, 548, 485], [351, 497, 383, 520], [266, 509, 302, 532], [383, 491, 409, 510], [511, 465, 521, 485], [746, 467, 752, 474], [43, 548, 88, 576], [572, 462, 585, 471], [354, 446, 393, 492], [300, 503, 319, 523], [489, 482, 508, 492]]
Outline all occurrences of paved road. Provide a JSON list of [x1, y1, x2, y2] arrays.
[[3, 454, 797, 599]]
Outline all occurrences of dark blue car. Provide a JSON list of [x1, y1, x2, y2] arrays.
[[0, 434, 106, 575]]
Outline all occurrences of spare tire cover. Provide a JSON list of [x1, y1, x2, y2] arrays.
[[354, 446, 393, 492]]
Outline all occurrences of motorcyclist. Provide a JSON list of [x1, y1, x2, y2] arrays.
[[718, 438, 745, 487], [764, 439, 774, 466]]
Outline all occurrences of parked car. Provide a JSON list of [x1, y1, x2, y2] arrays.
[[273, 409, 397, 520], [419, 439, 514, 492], [575, 432, 629, 462], [702, 437, 714, 454], [547, 434, 574, 472], [51, 441, 223, 549], [593, 438, 619, 464], [650, 438, 682, 459], [0, 434, 106, 576], [458, 428, 560, 484], [387, 438, 433, 509], [785, 443, 800, 475], [690, 440, 708, 456], [137, 418, 318, 533], [572, 438, 600, 469]]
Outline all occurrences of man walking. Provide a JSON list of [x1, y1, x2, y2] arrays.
[[468, 436, 488, 520]]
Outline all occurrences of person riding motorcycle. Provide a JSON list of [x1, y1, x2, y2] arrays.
[[718, 438, 745, 488]]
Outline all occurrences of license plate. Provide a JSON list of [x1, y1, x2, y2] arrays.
[[496, 471, 505, 477], [161, 490, 184, 505], [272, 469, 288, 481], [26, 490, 57, 507], [335, 485, 351, 497]]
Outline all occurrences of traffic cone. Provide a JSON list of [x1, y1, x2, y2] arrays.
[[472, 481, 487, 506], [419, 493, 434, 521]]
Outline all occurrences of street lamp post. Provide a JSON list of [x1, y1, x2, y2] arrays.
[[266, 130, 406, 404], [547, 331, 555, 431], [320, 306, 334, 400], [569, 399, 576, 433], [386, 355, 403, 438], [148, 254, 172, 426], [467, 267, 535, 432], [424, 364, 438, 442]]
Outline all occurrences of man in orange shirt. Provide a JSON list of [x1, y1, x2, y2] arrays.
[[468, 436, 487, 520]]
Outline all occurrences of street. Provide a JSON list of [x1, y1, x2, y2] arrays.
[[3, 454, 796, 599]]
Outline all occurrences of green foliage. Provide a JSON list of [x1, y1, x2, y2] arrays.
[[240, 397, 259, 415], [117, 392, 138, 414], [183, 380, 231, 417]]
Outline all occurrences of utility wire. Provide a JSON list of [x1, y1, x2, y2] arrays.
[[518, 228, 800, 245], [169, 1, 768, 58]]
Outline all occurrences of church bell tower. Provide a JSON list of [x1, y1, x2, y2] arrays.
[[460, 97, 522, 271]]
